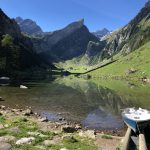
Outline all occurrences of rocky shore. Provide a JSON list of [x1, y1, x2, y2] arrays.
[[0, 105, 124, 150]]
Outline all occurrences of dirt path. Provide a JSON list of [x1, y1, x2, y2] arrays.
[[95, 135, 122, 150]]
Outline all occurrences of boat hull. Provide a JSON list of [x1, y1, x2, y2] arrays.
[[123, 116, 150, 133]]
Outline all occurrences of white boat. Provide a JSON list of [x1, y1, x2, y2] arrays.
[[20, 85, 28, 89], [122, 108, 150, 133]]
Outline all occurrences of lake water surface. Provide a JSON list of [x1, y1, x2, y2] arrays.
[[0, 76, 150, 130]]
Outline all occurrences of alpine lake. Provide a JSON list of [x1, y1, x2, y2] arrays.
[[0, 75, 150, 130]]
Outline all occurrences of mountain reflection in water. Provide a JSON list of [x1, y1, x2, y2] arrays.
[[0, 76, 150, 129]]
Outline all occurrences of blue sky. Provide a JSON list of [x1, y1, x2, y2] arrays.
[[0, 0, 148, 32]]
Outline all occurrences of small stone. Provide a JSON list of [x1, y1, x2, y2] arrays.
[[34, 112, 38, 116], [79, 130, 96, 139], [0, 142, 12, 150], [0, 124, 4, 129], [16, 137, 35, 145], [8, 127, 21, 134], [27, 132, 48, 138], [11, 109, 19, 112], [4, 124, 9, 128], [39, 134, 48, 138], [38, 117, 48, 122], [27, 131, 40, 136], [62, 135, 73, 141], [75, 124, 82, 130], [34, 145, 46, 149], [23, 109, 33, 116], [43, 140, 55, 145], [43, 137, 61, 146], [60, 148, 68, 150], [0, 136, 16, 142], [0, 105, 5, 109]]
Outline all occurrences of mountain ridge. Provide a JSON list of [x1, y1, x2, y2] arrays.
[[31, 18, 99, 61], [92, 28, 110, 39], [15, 17, 44, 37]]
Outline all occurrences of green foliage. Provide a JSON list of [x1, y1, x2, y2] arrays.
[[62, 136, 97, 150], [0, 114, 98, 150], [0, 116, 5, 123], [63, 136, 78, 143], [101, 134, 113, 139], [0, 34, 20, 71], [116, 146, 121, 150], [0, 130, 8, 136], [1, 34, 14, 47]]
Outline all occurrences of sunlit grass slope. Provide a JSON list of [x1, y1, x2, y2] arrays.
[[87, 41, 150, 78]]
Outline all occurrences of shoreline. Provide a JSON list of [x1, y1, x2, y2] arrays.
[[0, 105, 124, 149], [0, 105, 125, 136]]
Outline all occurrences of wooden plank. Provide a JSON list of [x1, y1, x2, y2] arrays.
[[122, 127, 132, 150], [139, 133, 148, 150]]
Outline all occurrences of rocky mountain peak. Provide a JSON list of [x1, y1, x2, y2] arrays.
[[65, 18, 85, 32], [15, 17, 43, 37], [92, 28, 110, 39], [15, 17, 23, 24], [145, 0, 150, 8], [32, 18, 99, 60], [79, 18, 84, 25]]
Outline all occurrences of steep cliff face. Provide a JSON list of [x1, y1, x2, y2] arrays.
[[33, 19, 99, 61], [0, 9, 21, 38], [81, 1, 150, 65], [15, 17, 44, 37], [0, 9, 54, 75], [103, 1, 150, 55]]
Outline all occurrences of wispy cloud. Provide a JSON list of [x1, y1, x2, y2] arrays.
[[69, 0, 128, 22]]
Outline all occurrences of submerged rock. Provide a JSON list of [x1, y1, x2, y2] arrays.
[[61, 125, 77, 133], [0, 97, 4, 101], [38, 117, 48, 122]]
